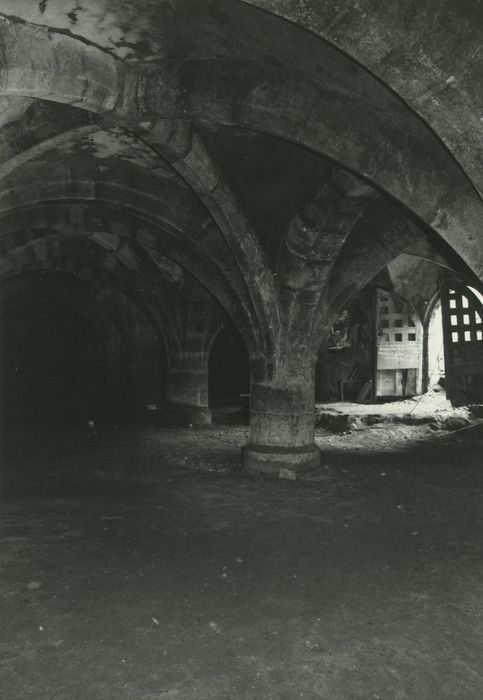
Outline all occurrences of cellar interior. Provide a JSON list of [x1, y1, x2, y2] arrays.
[[0, 1, 482, 698]]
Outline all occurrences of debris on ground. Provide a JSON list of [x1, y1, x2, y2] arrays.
[[315, 392, 479, 435], [27, 581, 42, 590], [430, 415, 471, 431]]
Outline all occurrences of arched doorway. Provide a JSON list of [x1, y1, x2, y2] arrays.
[[427, 299, 445, 391], [208, 320, 250, 420], [440, 279, 483, 406], [374, 288, 423, 398], [0, 299, 109, 427]]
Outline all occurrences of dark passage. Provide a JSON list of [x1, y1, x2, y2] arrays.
[[209, 320, 249, 405], [0, 275, 109, 427]]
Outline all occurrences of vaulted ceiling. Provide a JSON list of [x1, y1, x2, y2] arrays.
[[0, 0, 480, 365]]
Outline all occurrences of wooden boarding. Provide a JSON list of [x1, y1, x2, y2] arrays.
[[440, 279, 483, 406]]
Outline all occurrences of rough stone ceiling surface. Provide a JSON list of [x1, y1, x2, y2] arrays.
[[0, 0, 481, 360], [0, 3, 479, 241], [242, 0, 483, 195], [1, 0, 481, 190]]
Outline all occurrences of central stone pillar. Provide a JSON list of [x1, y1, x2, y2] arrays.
[[166, 359, 212, 426], [242, 372, 320, 477]]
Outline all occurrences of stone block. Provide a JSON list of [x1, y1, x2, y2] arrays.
[[242, 443, 320, 477]]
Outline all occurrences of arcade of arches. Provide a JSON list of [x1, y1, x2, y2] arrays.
[[0, 0, 482, 475], [0, 2, 483, 697]]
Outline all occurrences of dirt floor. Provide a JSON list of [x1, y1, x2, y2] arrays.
[[315, 389, 478, 436], [317, 390, 454, 416], [2, 416, 483, 699]]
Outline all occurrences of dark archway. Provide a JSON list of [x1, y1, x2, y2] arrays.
[[1, 292, 109, 427], [208, 320, 250, 408]]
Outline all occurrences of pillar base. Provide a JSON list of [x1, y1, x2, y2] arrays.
[[242, 443, 320, 478], [165, 403, 212, 427]]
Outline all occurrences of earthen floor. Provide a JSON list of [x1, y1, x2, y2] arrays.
[[1, 421, 483, 699]]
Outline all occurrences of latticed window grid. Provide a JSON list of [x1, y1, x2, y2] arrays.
[[376, 290, 420, 345], [448, 289, 483, 343]]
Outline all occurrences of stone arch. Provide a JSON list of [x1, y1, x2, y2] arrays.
[[241, 0, 483, 192], [0, 232, 177, 358], [0, 15, 480, 280], [0, 178, 274, 363], [324, 201, 477, 346], [0, 113, 279, 354], [0, 19, 124, 112], [0, 247, 174, 422]]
